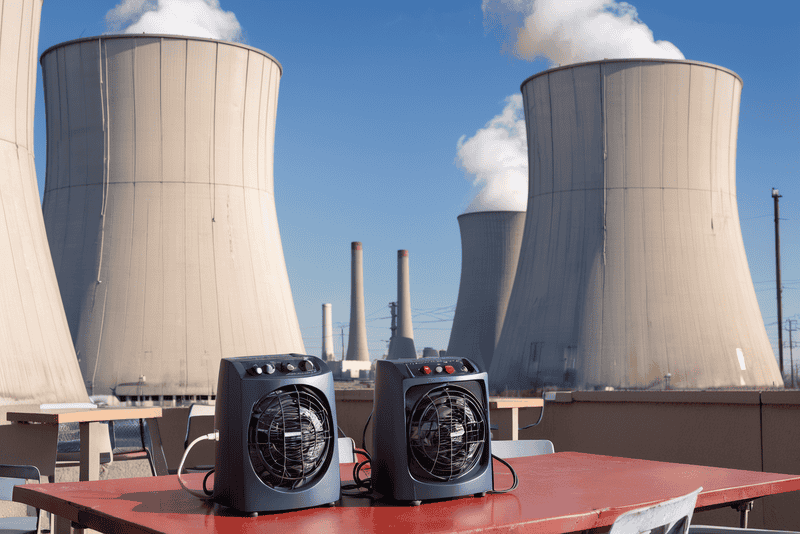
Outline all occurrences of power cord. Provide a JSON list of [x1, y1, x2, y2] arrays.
[[177, 431, 218, 500], [489, 454, 518, 494]]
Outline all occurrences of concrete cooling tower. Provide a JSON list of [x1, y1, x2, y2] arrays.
[[447, 211, 525, 373], [40, 35, 305, 398], [490, 59, 783, 392], [387, 250, 416, 359], [346, 242, 369, 361], [0, 0, 89, 405]]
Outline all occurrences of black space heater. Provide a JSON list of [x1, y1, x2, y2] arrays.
[[212, 354, 340, 514]]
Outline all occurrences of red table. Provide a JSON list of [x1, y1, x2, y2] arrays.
[[14, 452, 800, 533]]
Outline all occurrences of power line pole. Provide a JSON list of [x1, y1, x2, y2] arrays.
[[788, 319, 796, 389], [389, 302, 397, 341], [773, 188, 783, 380], [341, 326, 345, 361]]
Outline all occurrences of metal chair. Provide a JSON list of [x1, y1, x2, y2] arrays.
[[491, 439, 554, 458], [108, 418, 167, 476], [338, 437, 356, 464], [180, 404, 216, 473], [610, 487, 702, 534], [0, 464, 41, 534]]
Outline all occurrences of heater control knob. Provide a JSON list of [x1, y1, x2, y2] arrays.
[[283, 362, 296, 373], [461, 365, 468, 372], [299, 360, 314, 372], [435, 366, 443, 374], [248, 365, 263, 376], [421, 365, 432, 375], [444, 365, 455, 374], [262, 363, 276, 375]]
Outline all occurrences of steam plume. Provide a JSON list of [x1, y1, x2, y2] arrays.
[[482, 0, 683, 65], [456, 95, 527, 214], [106, 0, 243, 42]]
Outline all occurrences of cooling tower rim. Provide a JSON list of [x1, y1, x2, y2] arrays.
[[520, 58, 741, 92], [40, 34, 282, 75], [457, 210, 526, 221]]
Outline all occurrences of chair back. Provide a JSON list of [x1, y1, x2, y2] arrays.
[[610, 487, 702, 534], [338, 437, 356, 464], [491, 439, 554, 458], [182, 404, 216, 471], [0, 464, 41, 534]]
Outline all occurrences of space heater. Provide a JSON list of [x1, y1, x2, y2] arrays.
[[211, 355, 340, 514], [372, 357, 492, 504]]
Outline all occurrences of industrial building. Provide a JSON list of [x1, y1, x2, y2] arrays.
[[40, 35, 304, 399], [490, 59, 783, 392]]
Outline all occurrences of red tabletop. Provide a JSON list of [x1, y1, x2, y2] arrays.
[[14, 452, 800, 534]]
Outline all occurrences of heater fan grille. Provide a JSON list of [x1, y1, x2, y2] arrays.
[[408, 385, 486, 481], [247, 384, 332, 491]]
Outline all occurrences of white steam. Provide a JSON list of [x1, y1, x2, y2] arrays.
[[459, 0, 683, 214], [456, 95, 528, 214], [482, 0, 684, 65], [106, 0, 243, 42]]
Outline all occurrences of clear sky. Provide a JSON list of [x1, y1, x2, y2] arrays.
[[33, 1, 799, 368]]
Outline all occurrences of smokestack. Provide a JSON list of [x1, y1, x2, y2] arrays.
[[387, 250, 416, 359], [346, 242, 369, 361], [447, 211, 526, 372], [40, 35, 305, 398], [0, 0, 90, 405], [321, 303, 334, 361], [490, 59, 783, 391]]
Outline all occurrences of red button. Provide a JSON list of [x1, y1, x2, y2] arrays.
[[421, 366, 431, 375], [444, 365, 455, 374]]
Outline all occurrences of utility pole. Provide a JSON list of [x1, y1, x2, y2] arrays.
[[788, 319, 796, 389], [773, 188, 783, 379], [389, 302, 397, 341], [341, 326, 345, 361]]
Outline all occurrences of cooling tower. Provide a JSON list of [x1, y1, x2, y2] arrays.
[[346, 242, 369, 361], [447, 211, 525, 372], [0, 0, 89, 405], [490, 59, 783, 392], [40, 35, 305, 398], [387, 250, 416, 359], [322, 303, 334, 361]]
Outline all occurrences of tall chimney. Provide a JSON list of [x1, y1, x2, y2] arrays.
[[346, 242, 369, 361], [40, 35, 305, 398], [490, 59, 783, 391], [387, 250, 416, 359], [321, 303, 334, 361], [447, 211, 526, 372], [0, 0, 90, 405]]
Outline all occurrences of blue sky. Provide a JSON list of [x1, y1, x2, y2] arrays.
[[33, 1, 799, 368]]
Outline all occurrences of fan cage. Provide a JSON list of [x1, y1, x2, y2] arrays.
[[247, 384, 333, 491], [407, 384, 487, 482]]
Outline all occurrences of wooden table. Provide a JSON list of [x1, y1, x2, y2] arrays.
[[488, 396, 544, 440], [7, 406, 163, 482], [14, 451, 800, 533]]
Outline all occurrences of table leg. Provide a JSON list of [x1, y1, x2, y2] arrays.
[[736, 500, 753, 528], [511, 408, 519, 441], [78, 422, 101, 481]]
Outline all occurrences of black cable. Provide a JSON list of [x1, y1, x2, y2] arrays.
[[361, 409, 373, 451], [340, 448, 375, 498], [489, 455, 518, 494], [203, 469, 215, 496]]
